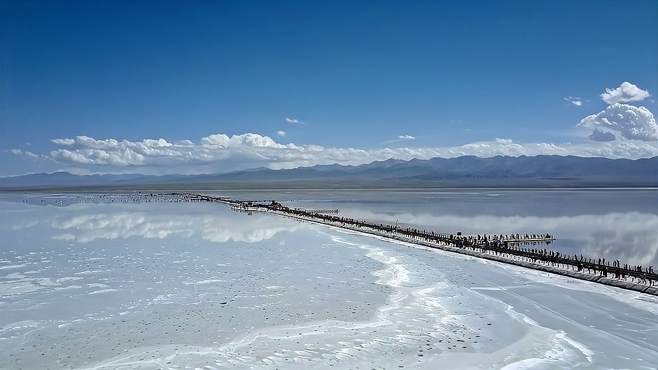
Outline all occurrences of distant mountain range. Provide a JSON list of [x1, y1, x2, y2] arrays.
[[2, 155, 658, 189]]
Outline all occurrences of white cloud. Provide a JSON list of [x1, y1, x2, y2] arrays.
[[30, 131, 658, 175], [51, 138, 75, 145], [10, 149, 40, 159], [200, 133, 285, 148], [601, 82, 650, 105], [579, 103, 657, 142], [398, 135, 415, 140], [277, 130, 287, 137], [285, 117, 301, 124], [563, 96, 583, 106]]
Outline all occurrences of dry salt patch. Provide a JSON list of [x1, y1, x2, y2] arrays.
[[75, 270, 102, 275], [0, 264, 27, 270], [87, 283, 109, 288], [56, 276, 84, 283], [0, 280, 43, 296], [0, 320, 42, 339], [182, 279, 224, 285], [88, 289, 119, 295], [87, 237, 486, 369], [55, 285, 83, 291], [57, 319, 85, 328], [3, 272, 25, 279], [33, 277, 59, 287]]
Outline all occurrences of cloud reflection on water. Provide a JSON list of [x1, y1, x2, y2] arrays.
[[8, 201, 657, 266], [47, 211, 297, 244]]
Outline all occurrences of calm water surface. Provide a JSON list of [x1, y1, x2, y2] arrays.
[[214, 189, 658, 266]]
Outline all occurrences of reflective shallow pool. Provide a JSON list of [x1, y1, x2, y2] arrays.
[[0, 192, 657, 369], [216, 189, 658, 266]]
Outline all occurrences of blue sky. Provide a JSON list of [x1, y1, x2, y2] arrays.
[[1, 0, 657, 175]]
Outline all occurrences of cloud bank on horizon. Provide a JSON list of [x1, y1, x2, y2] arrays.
[[8, 82, 658, 175]]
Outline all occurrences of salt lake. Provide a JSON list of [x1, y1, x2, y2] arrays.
[[0, 190, 657, 369]]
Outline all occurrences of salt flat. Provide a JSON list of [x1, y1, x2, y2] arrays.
[[0, 194, 656, 369]]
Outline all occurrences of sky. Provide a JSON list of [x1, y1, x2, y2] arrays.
[[1, 0, 657, 176]]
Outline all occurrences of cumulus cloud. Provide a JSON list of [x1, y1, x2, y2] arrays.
[[285, 117, 301, 124], [563, 96, 583, 106], [579, 103, 657, 142], [601, 82, 650, 105], [398, 135, 415, 140], [200, 133, 285, 148], [277, 130, 287, 137]]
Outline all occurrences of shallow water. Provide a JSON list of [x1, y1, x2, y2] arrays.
[[1, 192, 657, 369], [214, 189, 658, 267]]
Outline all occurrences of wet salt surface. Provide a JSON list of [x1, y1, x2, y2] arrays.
[[0, 194, 657, 369]]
